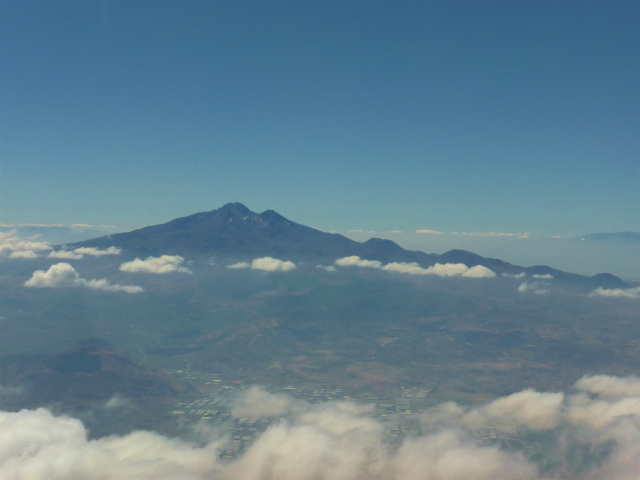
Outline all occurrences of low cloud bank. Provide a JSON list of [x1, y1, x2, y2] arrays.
[[227, 257, 296, 272], [590, 286, 640, 299], [24, 263, 143, 294], [335, 256, 496, 278], [120, 255, 192, 274], [3, 375, 640, 479]]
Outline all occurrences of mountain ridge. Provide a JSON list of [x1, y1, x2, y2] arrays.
[[65, 203, 627, 289]]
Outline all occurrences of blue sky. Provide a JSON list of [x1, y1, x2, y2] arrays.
[[1, 1, 638, 266]]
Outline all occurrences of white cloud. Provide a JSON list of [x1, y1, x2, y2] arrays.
[[71, 223, 94, 228], [24, 263, 143, 294], [0, 230, 52, 256], [518, 281, 549, 295], [9, 250, 40, 259], [575, 375, 640, 398], [335, 257, 497, 279], [316, 265, 336, 272], [84, 278, 144, 294], [464, 389, 564, 431], [227, 262, 250, 269], [502, 272, 526, 279], [120, 255, 192, 274], [4, 376, 640, 479], [48, 250, 84, 260], [590, 286, 640, 299], [251, 257, 296, 272], [335, 256, 382, 269], [74, 246, 121, 256], [415, 229, 442, 234], [462, 265, 497, 278], [24, 262, 82, 288], [532, 274, 553, 279], [382, 262, 496, 278]]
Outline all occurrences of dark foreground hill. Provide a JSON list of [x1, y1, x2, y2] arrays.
[[66, 203, 627, 289]]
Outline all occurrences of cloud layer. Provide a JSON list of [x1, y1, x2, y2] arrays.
[[335, 256, 496, 278], [3, 375, 640, 479], [120, 255, 192, 274], [24, 263, 143, 294]]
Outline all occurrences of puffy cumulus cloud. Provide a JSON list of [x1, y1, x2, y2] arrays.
[[575, 375, 640, 398], [464, 390, 564, 430], [251, 257, 296, 272], [5, 376, 640, 480], [382, 262, 496, 278], [227, 262, 250, 269], [120, 255, 192, 274], [0, 408, 223, 480], [532, 273, 553, 279], [391, 430, 537, 480], [316, 264, 336, 272], [518, 281, 549, 295], [24, 262, 81, 288], [0, 230, 52, 258], [48, 250, 84, 260], [335, 256, 382, 269], [24, 263, 143, 294], [502, 272, 526, 279], [590, 286, 640, 299], [73, 246, 121, 256], [462, 265, 497, 278]]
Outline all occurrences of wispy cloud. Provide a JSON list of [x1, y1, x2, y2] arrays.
[[24, 262, 143, 293], [532, 274, 553, 279], [227, 262, 250, 269], [518, 281, 550, 295], [316, 265, 336, 272], [9, 250, 41, 259], [415, 229, 443, 234], [48, 250, 84, 260], [120, 255, 192, 274], [74, 246, 121, 256], [502, 272, 526, 279]]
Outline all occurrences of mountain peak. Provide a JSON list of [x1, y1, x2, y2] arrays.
[[216, 202, 252, 217]]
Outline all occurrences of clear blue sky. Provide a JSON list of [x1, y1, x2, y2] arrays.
[[2, 1, 638, 238]]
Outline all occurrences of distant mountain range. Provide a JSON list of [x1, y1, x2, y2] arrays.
[[580, 232, 640, 242], [66, 203, 627, 289]]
